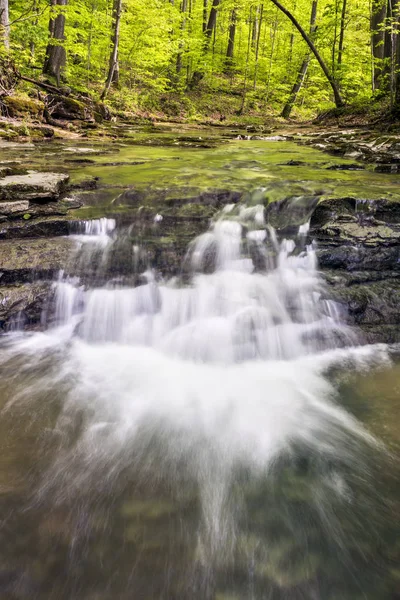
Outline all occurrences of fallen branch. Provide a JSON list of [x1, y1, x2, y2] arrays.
[[20, 75, 61, 94]]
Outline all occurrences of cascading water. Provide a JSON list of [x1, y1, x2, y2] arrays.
[[0, 202, 393, 599]]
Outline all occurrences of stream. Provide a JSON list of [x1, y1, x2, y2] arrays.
[[0, 126, 399, 599]]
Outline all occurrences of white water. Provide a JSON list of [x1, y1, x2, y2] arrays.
[[70, 217, 116, 246], [0, 205, 391, 570]]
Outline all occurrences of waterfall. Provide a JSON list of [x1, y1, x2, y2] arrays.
[[0, 202, 391, 599]]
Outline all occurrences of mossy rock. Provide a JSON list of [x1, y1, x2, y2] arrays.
[[3, 95, 44, 119], [47, 94, 94, 121], [93, 101, 112, 123], [0, 128, 18, 140]]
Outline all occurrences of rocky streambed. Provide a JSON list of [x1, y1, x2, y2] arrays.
[[0, 127, 399, 343]]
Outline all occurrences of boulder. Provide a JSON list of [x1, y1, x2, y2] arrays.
[[0, 172, 69, 202], [2, 95, 44, 119], [46, 95, 92, 121]]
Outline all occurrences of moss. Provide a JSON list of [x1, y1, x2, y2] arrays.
[[177, 203, 216, 219], [3, 95, 44, 119]]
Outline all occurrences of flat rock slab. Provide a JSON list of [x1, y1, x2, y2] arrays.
[[0, 200, 29, 215], [0, 171, 69, 201], [0, 237, 75, 284]]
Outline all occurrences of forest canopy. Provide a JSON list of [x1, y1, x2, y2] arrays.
[[0, 0, 400, 118]]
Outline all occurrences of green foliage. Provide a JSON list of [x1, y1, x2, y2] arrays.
[[3, 0, 387, 117]]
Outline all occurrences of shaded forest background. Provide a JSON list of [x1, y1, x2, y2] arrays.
[[0, 0, 400, 121]]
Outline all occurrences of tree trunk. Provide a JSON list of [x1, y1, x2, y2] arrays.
[[337, 0, 347, 66], [202, 0, 208, 32], [252, 5, 260, 48], [253, 4, 264, 88], [281, 0, 317, 118], [391, 0, 400, 104], [29, 0, 40, 59], [265, 9, 278, 100], [239, 5, 253, 113], [225, 8, 237, 69], [395, 18, 400, 109], [331, 0, 339, 74], [101, 0, 123, 100], [43, 0, 68, 85], [176, 0, 188, 74], [205, 0, 220, 40], [371, 0, 387, 89], [0, 0, 9, 50], [189, 0, 220, 87], [269, 0, 344, 107]]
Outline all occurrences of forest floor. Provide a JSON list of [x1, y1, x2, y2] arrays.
[[1, 74, 400, 143]]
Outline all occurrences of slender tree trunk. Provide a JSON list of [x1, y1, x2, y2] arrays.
[[225, 8, 237, 70], [253, 4, 264, 88], [371, 0, 387, 89], [29, 0, 40, 60], [252, 5, 260, 48], [205, 0, 220, 41], [265, 9, 278, 100], [332, 0, 339, 74], [391, 0, 400, 104], [202, 0, 208, 32], [43, 0, 68, 85], [337, 0, 347, 66], [269, 0, 344, 107], [0, 0, 9, 50], [281, 0, 317, 118], [189, 0, 220, 87], [395, 17, 400, 108], [177, 0, 188, 74], [382, 0, 393, 87], [101, 0, 123, 100], [186, 0, 192, 84], [239, 5, 253, 113]]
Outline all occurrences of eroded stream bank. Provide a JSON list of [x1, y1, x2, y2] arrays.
[[0, 125, 399, 343]]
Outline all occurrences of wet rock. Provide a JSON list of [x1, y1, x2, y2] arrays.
[[325, 278, 400, 343], [311, 195, 400, 343], [64, 146, 98, 154], [69, 177, 99, 191], [326, 163, 364, 171], [0, 237, 75, 284], [64, 158, 96, 165], [281, 160, 305, 166], [266, 195, 320, 230], [0, 217, 72, 240], [0, 139, 35, 149], [0, 172, 69, 202], [0, 200, 29, 215], [0, 282, 51, 330], [375, 164, 400, 173], [251, 135, 293, 141]]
